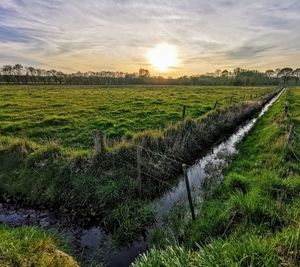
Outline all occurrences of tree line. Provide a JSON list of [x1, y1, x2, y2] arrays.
[[0, 64, 299, 86]]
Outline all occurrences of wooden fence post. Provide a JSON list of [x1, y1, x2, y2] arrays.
[[285, 105, 289, 118], [214, 100, 219, 110], [183, 164, 195, 221], [92, 129, 106, 154], [137, 145, 142, 195], [99, 131, 106, 153], [230, 96, 233, 103], [286, 125, 294, 148], [93, 129, 101, 154], [182, 105, 186, 121]]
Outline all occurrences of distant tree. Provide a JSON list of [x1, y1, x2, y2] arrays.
[[13, 64, 23, 73], [2, 65, 13, 83], [215, 69, 221, 77], [233, 67, 241, 77], [2, 65, 12, 75], [275, 68, 281, 78], [265, 69, 275, 79], [26, 66, 36, 83], [138, 68, 150, 77], [0, 63, 283, 86], [13, 64, 23, 79], [221, 70, 229, 77], [279, 67, 293, 84], [293, 68, 300, 85]]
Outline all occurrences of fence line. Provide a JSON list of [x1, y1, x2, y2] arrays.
[[287, 143, 300, 162], [135, 144, 190, 167], [284, 98, 300, 163]]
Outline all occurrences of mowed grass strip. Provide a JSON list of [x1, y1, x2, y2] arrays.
[[0, 85, 273, 149], [134, 87, 300, 266]]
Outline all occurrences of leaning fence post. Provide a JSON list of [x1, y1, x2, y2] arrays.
[[214, 100, 219, 110], [285, 125, 294, 148], [137, 145, 142, 195], [182, 164, 195, 221], [182, 105, 186, 121]]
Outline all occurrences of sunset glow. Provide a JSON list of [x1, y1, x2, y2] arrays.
[[147, 43, 178, 72]]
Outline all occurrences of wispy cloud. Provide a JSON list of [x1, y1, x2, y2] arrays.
[[1, 0, 300, 75]]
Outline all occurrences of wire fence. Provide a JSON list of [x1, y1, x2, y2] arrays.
[[284, 88, 300, 163], [91, 87, 283, 189], [87, 86, 286, 221]]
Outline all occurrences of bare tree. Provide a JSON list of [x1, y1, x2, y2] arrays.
[[215, 69, 221, 77], [2, 65, 13, 83], [275, 68, 281, 78], [293, 68, 300, 85], [279, 67, 293, 84], [26, 66, 37, 83], [265, 69, 275, 79], [138, 68, 150, 78], [13, 64, 24, 82], [221, 69, 229, 77]]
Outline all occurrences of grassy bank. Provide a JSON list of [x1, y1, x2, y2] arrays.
[[133, 87, 300, 266], [0, 85, 273, 149], [0, 225, 79, 267], [0, 87, 280, 244]]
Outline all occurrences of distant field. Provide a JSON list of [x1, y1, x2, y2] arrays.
[[0, 85, 274, 149]]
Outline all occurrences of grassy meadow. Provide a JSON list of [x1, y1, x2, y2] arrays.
[[0, 85, 273, 149], [0, 85, 280, 246], [134, 87, 300, 266], [1, 84, 295, 266]]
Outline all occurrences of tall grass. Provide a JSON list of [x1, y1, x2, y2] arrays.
[[0, 225, 79, 267], [133, 87, 300, 266]]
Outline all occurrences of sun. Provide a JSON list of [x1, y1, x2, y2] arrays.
[[147, 43, 178, 72]]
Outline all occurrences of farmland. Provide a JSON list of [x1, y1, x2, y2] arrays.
[[1, 0, 300, 266], [0, 84, 287, 266], [0, 86, 277, 240], [0, 85, 274, 149], [134, 87, 300, 266]]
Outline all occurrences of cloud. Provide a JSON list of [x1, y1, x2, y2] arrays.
[[0, 0, 300, 75], [226, 44, 273, 60], [0, 26, 32, 43]]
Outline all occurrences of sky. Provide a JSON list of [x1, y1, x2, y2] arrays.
[[1, 0, 300, 77]]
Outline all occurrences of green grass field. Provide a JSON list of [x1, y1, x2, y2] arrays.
[[0, 85, 273, 149], [134, 87, 300, 266], [0, 225, 79, 267], [2, 85, 295, 266], [0, 85, 280, 246]]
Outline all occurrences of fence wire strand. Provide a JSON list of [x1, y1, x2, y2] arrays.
[[135, 144, 190, 167], [114, 157, 174, 186], [287, 143, 300, 163]]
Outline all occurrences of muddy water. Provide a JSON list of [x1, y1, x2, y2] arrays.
[[0, 89, 284, 267]]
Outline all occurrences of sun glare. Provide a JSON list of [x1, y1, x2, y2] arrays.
[[148, 43, 178, 72]]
